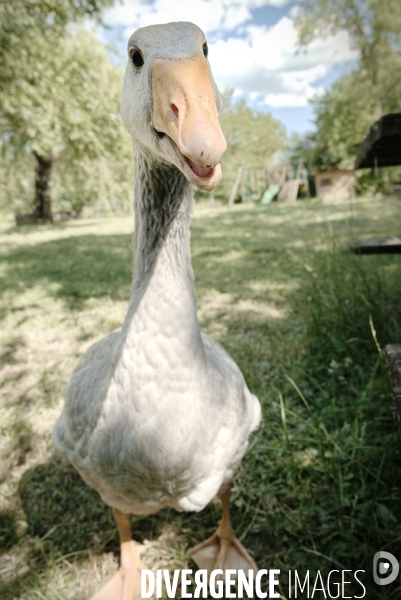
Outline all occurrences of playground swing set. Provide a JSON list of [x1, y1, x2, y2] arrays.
[[228, 160, 310, 205]]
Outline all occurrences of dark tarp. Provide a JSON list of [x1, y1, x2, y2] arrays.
[[355, 112, 401, 169]]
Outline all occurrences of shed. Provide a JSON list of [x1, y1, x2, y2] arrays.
[[314, 167, 356, 202]]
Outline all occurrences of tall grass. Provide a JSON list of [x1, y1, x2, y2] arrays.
[[238, 242, 401, 597]]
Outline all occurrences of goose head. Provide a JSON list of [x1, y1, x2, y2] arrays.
[[120, 21, 227, 192]]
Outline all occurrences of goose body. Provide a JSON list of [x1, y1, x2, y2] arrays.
[[53, 21, 261, 598], [53, 160, 261, 516]]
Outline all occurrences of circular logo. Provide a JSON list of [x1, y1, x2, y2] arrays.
[[373, 551, 399, 586]]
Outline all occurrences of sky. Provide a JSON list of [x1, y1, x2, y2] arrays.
[[101, 0, 359, 135]]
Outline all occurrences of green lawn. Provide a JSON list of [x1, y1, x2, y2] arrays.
[[0, 197, 400, 599]]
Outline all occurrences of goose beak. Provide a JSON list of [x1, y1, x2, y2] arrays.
[[151, 53, 227, 192]]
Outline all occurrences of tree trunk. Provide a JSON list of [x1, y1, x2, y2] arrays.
[[34, 151, 53, 221]]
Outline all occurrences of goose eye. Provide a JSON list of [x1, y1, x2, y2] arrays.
[[130, 48, 144, 68], [202, 43, 208, 58]]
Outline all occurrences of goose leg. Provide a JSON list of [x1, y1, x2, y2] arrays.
[[90, 508, 152, 600], [189, 488, 257, 576]]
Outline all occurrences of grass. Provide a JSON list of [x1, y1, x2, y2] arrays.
[[0, 196, 400, 599]]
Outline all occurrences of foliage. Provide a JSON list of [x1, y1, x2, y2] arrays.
[[0, 0, 135, 219], [0, 198, 400, 598], [2, 28, 122, 160], [0, 0, 115, 135], [0, 0, 113, 74], [295, 0, 401, 108], [294, 0, 401, 175], [311, 72, 376, 168], [289, 80, 401, 194], [52, 152, 134, 217], [0, 146, 33, 215], [287, 132, 320, 191], [212, 94, 286, 202], [0, 27, 134, 217]]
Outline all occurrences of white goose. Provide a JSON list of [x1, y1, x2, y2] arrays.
[[53, 21, 261, 600]]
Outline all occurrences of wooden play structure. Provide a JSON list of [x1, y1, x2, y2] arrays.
[[228, 160, 310, 205], [228, 166, 269, 205]]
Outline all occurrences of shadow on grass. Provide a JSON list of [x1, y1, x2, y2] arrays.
[[15, 455, 259, 558], [18, 456, 118, 555], [1, 202, 395, 314], [0, 455, 264, 599], [0, 510, 19, 551], [0, 202, 369, 312], [2, 219, 110, 236], [0, 337, 25, 367], [0, 234, 133, 311]]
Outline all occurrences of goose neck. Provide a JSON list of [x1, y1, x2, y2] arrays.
[[124, 149, 202, 356], [132, 149, 193, 288]]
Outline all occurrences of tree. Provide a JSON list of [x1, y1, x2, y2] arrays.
[[217, 94, 286, 201], [0, 28, 133, 218], [293, 0, 401, 180], [305, 71, 379, 170], [0, 0, 112, 82], [295, 0, 401, 119], [0, 0, 115, 220]]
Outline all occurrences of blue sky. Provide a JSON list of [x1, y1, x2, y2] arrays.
[[101, 0, 358, 135]]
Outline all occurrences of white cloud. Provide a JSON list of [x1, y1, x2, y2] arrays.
[[104, 0, 291, 35], [208, 17, 358, 106]]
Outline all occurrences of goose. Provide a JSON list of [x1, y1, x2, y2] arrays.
[[53, 21, 261, 600]]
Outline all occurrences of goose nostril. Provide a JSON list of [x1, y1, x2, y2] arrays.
[[170, 103, 179, 119]]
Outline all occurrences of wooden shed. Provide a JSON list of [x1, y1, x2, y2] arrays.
[[315, 167, 356, 202]]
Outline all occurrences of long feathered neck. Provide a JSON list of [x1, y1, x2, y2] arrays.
[[131, 148, 192, 290], [122, 147, 203, 357]]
